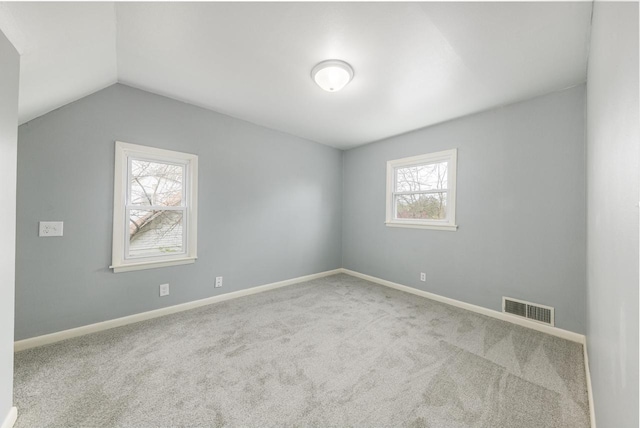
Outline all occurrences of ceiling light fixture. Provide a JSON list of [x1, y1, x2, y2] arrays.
[[311, 60, 354, 92]]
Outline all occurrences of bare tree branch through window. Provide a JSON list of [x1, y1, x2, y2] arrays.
[[385, 149, 457, 231], [395, 161, 448, 220], [128, 160, 185, 257]]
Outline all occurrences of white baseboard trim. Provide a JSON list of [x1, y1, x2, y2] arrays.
[[339, 268, 586, 344], [14, 269, 342, 352], [1, 407, 17, 428], [583, 343, 597, 428]]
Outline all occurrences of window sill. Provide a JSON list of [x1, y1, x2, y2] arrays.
[[385, 222, 458, 231], [110, 257, 197, 273]]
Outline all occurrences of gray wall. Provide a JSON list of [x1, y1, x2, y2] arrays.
[[16, 83, 343, 340], [343, 85, 586, 333], [586, 2, 639, 427], [0, 28, 19, 425]]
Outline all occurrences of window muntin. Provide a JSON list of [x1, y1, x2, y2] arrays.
[[112, 142, 198, 272], [386, 149, 457, 230]]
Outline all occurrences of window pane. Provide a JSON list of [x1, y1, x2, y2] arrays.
[[129, 210, 184, 258], [395, 161, 448, 192], [130, 159, 183, 206], [395, 192, 447, 220]]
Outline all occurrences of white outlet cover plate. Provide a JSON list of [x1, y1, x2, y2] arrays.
[[39, 221, 64, 237], [159, 283, 170, 296]]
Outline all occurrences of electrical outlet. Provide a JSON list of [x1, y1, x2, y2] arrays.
[[215, 276, 223, 288], [159, 283, 170, 297], [420, 272, 426, 282], [39, 221, 64, 237]]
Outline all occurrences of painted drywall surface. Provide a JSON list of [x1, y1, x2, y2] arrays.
[[0, 28, 19, 425], [15, 83, 343, 340], [343, 85, 586, 333], [586, 2, 639, 427]]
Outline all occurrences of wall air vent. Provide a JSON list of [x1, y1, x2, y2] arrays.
[[502, 297, 554, 326]]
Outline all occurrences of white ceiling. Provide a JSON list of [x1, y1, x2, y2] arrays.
[[0, 2, 592, 149], [0, 2, 117, 127]]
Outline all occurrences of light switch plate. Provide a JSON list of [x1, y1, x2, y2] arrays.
[[39, 221, 63, 237]]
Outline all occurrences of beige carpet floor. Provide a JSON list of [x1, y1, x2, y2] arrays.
[[13, 274, 590, 427]]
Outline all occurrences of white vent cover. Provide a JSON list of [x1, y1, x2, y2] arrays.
[[502, 297, 554, 326]]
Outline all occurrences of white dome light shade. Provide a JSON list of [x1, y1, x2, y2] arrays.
[[311, 60, 354, 92]]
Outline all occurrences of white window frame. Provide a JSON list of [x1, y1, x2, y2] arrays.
[[110, 141, 198, 273], [385, 148, 458, 231]]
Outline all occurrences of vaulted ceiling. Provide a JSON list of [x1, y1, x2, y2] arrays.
[[0, 2, 593, 149]]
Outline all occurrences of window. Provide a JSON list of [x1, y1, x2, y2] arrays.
[[111, 141, 198, 273], [385, 149, 457, 231]]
